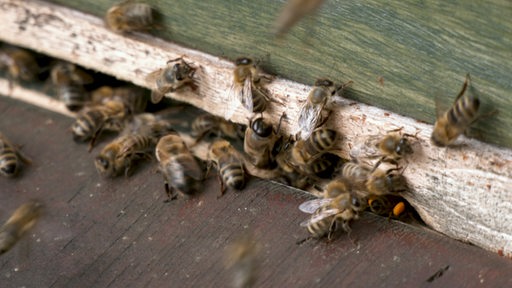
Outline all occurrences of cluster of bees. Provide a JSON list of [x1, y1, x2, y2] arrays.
[[0, 1, 488, 284]]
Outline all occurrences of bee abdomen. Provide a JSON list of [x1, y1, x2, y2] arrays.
[[0, 151, 19, 177], [58, 85, 89, 111], [305, 129, 338, 155], [252, 92, 268, 113], [220, 162, 245, 190], [449, 94, 480, 126], [72, 110, 106, 141]]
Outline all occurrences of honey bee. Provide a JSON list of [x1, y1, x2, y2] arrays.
[[226, 57, 271, 118], [122, 113, 174, 141], [191, 114, 241, 144], [299, 180, 364, 241], [365, 166, 408, 196], [146, 58, 197, 104], [290, 127, 340, 175], [105, 1, 154, 33], [155, 132, 204, 201], [0, 132, 31, 178], [95, 133, 155, 177], [0, 46, 39, 84], [50, 62, 93, 111], [273, 0, 325, 37], [243, 114, 285, 169], [90, 85, 148, 114], [367, 195, 406, 218], [225, 234, 260, 288], [71, 100, 128, 150], [208, 139, 246, 196], [431, 74, 484, 146], [274, 146, 310, 189], [0, 200, 43, 255], [296, 79, 351, 140], [308, 152, 343, 179]]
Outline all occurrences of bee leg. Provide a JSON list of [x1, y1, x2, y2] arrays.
[[88, 126, 105, 152], [189, 131, 208, 148], [327, 217, 339, 241], [454, 73, 470, 103], [166, 57, 184, 64], [316, 110, 332, 128], [295, 237, 312, 246], [275, 112, 287, 134], [163, 182, 177, 203], [217, 174, 227, 198]]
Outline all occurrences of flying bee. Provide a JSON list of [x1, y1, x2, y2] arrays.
[[226, 57, 272, 118], [0, 200, 43, 255], [431, 74, 485, 146], [273, 0, 325, 37], [0, 47, 39, 84], [191, 114, 241, 144], [71, 100, 128, 150], [146, 58, 197, 104], [290, 128, 341, 175], [155, 132, 204, 201], [50, 62, 93, 111], [299, 180, 364, 242], [225, 234, 260, 288], [365, 165, 408, 196], [243, 114, 285, 169], [95, 133, 155, 177], [105, 1, 154, 33], [208, 139, 246, 197], [296, 79, 351, 140], [0, 133, 31, 178], [91, 85, 148, 114]]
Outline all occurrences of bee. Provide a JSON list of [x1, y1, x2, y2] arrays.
[[95, 133, 155, 177], [155, 132, 204, 201], [365, 166, 408, 196], [308, 152, 343, 179], [122, 113, 174, 141], [0, 200, 43, 255], [339, 162, 371, 183], [146, 58, 197, 104], [191, 114, 241, 144], [105, 1, 154, 33], [431, 74, 483, 146], [299, 180, 364, 241], [71, 100, 128, 150], [243, 114, 285, 169], [273, 0, 325, 37], [226, 57, 271, 118], [296, 79, 351, 140], [0, 133, 31, 178], [225, 234, 260, 288], [50, 62, 93, 111], [290, 128, 340, 175], [208, 139, 246, 196], [91, 85, 148, 114], [274, 146, 310, 189], [0, 46, 39, 84], [367, 195, 406, 218]]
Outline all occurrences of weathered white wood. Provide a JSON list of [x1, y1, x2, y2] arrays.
[[0, 0, 511, 256]]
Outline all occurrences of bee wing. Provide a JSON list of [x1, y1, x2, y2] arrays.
[[297, 102, 323, 140], [349, 134, 383, 159], [173, 155, 204, 181], [298, 198, 332, 214], [146, 70, 167, 104], [151, 90, 165, 104], [241, 77, 254, 112], [299, 208, 339, 227], [225, 82, 244, 119]]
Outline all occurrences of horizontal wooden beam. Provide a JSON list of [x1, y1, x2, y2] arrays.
[[0, 0, 511, 256]]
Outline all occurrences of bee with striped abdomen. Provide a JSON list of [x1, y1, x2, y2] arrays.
[[208, 139, 246, 197], [0, 133, 31, 178], [0, 46, 39, 84], [50, 61, 94, 111], [105, 1, 154, 33], [191, 114, 241, 145], [243, 114, 284, 169], [146, 58, 197, 104]]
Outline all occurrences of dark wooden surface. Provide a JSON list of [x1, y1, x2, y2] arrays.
[[43, 0, 512, 148], [0, 96, 511, 287]]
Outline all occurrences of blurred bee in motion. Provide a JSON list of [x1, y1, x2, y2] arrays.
[[431, 74, 485, 146], [273, 0, 325, 37], [95, 133, 155, 177], [243, 114, 285, 169], [365, 164, 408, 196], [155, 131, 204, 202], [71, 100, 128, 150], [0, 132, 31, 178], [50, 61, 94, 111], [146, 57, 197, 104], [191, 113, 242, 145], [90, 85, 148, 114], [0, 46, 39, 85], [226, 57, 272, 118], [225, 234, 260, 288], [208, 139, 246, 197], [105, 1, 154, 33], [0, 200, 43, 255], [298, 179, 364, 242], [296, 79, 351, 140]]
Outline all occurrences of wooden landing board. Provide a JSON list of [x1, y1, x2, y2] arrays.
[[0, 97, 511, 287]]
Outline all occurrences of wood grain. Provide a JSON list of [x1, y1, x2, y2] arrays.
[[0, 0, 511, 256], [0, 97, 511, 287], [42, 0, 512, 148]]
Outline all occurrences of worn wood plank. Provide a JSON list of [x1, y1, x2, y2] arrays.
[[0, 97, 511, 287], [0, 0, 511, 256], [41, 0, 512, 148]]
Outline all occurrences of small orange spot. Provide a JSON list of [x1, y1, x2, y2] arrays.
[[486, 184, 492, 191], [498, 249, 504, 257], [393, 202, 405, 217], [462, 153, 468, 161], [467, 181, 474, 186], [384, 112, 390, 117]]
